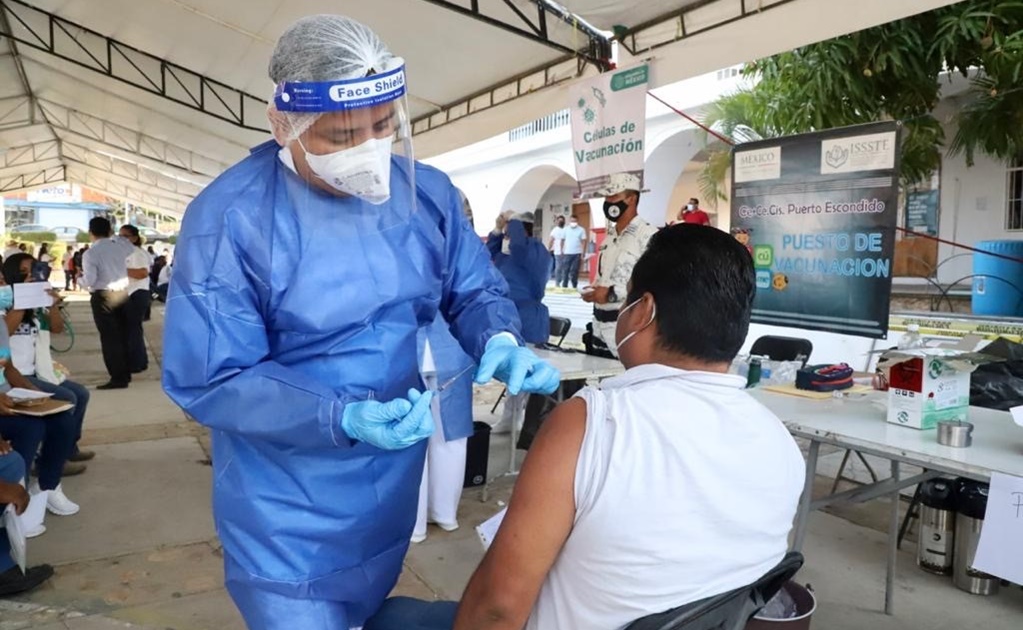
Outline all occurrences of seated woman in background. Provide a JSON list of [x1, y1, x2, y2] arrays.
[[365, 225, 806, 630], [2, 254, 93, 473], [0, 276, 80, 522]]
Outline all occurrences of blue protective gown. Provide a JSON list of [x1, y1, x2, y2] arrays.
[[417, 315, 475, 442], [486, 220, 552, 345], [162, 140, 521, 629]]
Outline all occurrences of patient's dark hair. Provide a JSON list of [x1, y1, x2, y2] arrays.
[[626, 224, 755, 362]]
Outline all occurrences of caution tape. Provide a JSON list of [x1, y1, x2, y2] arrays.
[[889, 315, 1023, 343]]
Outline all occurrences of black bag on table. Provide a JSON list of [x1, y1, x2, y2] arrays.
[[516, 379, 587, 451]]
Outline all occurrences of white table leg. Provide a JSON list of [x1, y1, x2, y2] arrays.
[[885, 459, 900, 615], [792, 440, 820, 552]]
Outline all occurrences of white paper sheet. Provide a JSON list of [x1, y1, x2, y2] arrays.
[[12, 283, 53, 310], [973, 472, 1023, 585], [3, 504, 26, 572], [475, 508, 507, 550], [5, 388, 53, 403], [1010, 405, 1023, 428]]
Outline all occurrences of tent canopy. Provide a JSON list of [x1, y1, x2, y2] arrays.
[[0, 0, 960, 217]]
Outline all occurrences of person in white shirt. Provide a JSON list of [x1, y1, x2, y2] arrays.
[[119, 225, 151, 375], [62, 249, 74, 291], [546, 216, 565, 284], [557, 216, 586, 289], [82, 217, 134, 390], [364, 224, 806, 630], [2, 241, 19, 259]]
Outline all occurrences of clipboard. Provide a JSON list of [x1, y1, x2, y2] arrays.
[[13, 399, 74, 417]]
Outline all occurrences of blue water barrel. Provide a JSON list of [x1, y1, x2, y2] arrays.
[[972, 240, 1023, 316]]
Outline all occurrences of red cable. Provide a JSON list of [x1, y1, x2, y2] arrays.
[[895, 227, 1023, 265], [646, 91, 734, 145]]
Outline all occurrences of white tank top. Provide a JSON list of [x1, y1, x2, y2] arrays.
[[526, 364, 806, 630]]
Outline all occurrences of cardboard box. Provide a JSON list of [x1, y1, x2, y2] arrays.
[[881, 349, 988, 430]]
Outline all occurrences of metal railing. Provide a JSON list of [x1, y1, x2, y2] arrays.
[[508, 109, 571, 142]]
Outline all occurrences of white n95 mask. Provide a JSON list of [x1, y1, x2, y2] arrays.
[[299, 137, 393, 204]]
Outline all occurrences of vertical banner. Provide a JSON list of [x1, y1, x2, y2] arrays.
[[570, 64, 648, 199], [730, 121, 901, 338]]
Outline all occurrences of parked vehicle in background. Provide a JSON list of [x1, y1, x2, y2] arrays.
[[140, 227, 171, 243], [52, 226, 84, 242], [10, 223, 52, 233]]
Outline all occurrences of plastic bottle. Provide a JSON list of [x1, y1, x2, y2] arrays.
[[898, 323, 924, 350]]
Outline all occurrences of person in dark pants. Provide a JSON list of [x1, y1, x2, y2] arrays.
[[72, 246, 85, 290], [81, 218, 133, 390], [118, 225, 151, 374]]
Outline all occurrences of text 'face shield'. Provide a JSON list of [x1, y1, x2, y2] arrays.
[[270, 60, 417, 232]]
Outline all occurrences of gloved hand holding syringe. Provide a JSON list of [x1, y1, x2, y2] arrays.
[[340, 364, 476, 450]]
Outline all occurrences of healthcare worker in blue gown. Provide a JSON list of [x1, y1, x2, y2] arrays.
[[486, 211, 553, 434], [412, 315, 475, 544], [161, 15, 560, 630]]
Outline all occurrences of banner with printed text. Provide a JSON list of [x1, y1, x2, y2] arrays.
[[730, 122, 901, 338], [569, 64, 648, 199]]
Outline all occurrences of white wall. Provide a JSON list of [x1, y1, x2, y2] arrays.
[[937, 142, 1019, 285], [535, 184, 576, 235], [37, 208, 92, 230]]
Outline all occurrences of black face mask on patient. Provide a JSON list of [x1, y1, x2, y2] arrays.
[[603, 200, 628, 221]]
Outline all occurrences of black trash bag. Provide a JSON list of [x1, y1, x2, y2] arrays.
[[970, 338, 1023, 410], [516, 379, 587, 451]]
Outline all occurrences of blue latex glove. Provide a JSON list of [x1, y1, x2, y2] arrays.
[[475, 336, 561, 396], [340, 388, 435, 450]]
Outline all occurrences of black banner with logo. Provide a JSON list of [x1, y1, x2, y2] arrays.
[[730, 122, 901, 339]]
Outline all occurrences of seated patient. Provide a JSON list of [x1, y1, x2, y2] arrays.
[[366, 224, 806, 630]]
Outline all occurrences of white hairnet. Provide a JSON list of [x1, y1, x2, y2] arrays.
[[267, 15, 396, 143]]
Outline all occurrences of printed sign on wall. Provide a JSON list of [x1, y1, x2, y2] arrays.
[[730, 122, 901, 338], [570, 65, 648, 199]]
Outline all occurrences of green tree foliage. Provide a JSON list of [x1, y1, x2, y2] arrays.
[[699, 0, 1023, 204]]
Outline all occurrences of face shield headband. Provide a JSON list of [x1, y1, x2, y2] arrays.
[[273, 63, 407, 113]]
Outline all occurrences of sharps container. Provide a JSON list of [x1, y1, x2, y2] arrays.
[[917, 478, 956, 575], [953, 478, 999, 595]]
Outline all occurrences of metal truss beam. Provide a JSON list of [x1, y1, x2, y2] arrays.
[[66, 164, 189, 217], [418, 0, 573, 56], [61, 142, 200, 201], [0, 162, 63, 193], [618, 0, 800, 56], [0, 0, 269, 133], [0, 95, 32, 129], [411, 0, 801, 138], [0, 137, 57, 168], [36, 99, 229, 179], [416, 0, 611, 67], [412, 54, 580, 137]]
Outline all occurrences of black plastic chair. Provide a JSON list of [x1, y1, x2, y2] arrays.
[[490, 316, 572, 413], [749, 336, 813, 367], [546, 316, 572, 349], [625, 552, 805, 630]]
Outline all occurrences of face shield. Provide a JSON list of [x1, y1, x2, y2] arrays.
[[268, 56, 416, 231]]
